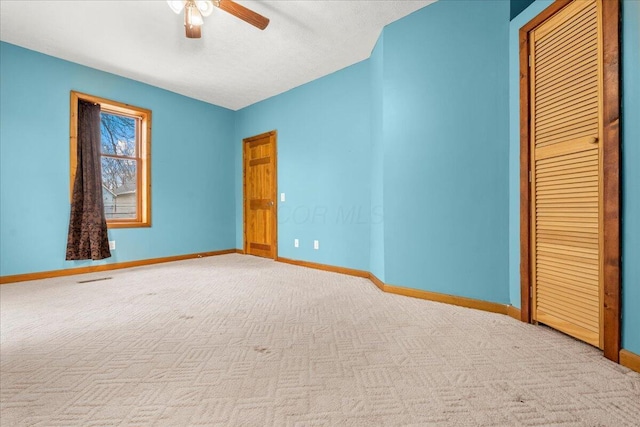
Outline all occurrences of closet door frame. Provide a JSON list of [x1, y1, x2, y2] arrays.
[[519, 0, 621, 362]]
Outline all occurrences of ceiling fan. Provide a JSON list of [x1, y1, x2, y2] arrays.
[[167, 0, 270, 38]]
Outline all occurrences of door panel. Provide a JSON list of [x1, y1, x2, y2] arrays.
[[243, 131, 277, 259], [530, 0, 603, 348]]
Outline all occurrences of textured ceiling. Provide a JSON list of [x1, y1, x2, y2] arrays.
[[0, 0, 436, 110]]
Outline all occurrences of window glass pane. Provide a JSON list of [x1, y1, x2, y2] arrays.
[[100, 112, 136, 157], [102, 158, 137, 220]]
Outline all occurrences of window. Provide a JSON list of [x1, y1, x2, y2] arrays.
[[70, 91, 151, 228]]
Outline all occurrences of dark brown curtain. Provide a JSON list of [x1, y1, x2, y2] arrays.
[[66, 100, 111, 260]]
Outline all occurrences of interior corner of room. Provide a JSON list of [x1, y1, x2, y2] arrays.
[[0, 0, 638, 377]]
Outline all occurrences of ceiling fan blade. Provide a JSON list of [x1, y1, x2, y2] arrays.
[[217, 0, 270, 30]]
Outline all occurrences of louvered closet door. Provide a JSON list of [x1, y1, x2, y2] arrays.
[[530, 0, 603, 348]]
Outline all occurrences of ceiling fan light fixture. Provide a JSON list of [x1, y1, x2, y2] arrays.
[[196, 1, 215, 17], [185, 3, 204, 27], [167, 0, 186, 14]]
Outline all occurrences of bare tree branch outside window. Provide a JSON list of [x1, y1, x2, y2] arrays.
[[100, 112, 138, 219]]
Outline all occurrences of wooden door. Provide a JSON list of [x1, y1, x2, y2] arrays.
[[529, 0, 603, 348], [243, 131, 277, 259]]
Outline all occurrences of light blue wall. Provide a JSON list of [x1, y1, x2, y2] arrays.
[[508, 1, 640, 355], [621, 0, 640, 355], [0, 42, 236, 276], [234, 62, 372, 271], [381, 0, 511, 303], [369, 35, 385, 281]]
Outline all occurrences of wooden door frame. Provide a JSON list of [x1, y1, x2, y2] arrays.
[[243, 130, 278, 259], [519, 0, 621, 362]]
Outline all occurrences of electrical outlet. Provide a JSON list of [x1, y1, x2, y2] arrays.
[[294, 239, 299, 248], [314, 240, 319, 250], [109, 240, 116, 250]]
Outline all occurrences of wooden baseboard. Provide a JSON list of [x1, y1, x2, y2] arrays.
[[383, 283, 509, 315], [0, 249, 239, 284], [620, 349, 640, 373], [277, 257, 509, 316], [507, 305, 521, 320], [368, 273, 385, 291], [276, 257, 370, 278]]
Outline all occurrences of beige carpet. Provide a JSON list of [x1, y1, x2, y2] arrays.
[[1, 254, 638, 426]]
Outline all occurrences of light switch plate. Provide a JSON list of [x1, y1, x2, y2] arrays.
[[281, 193, 285, 202]]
